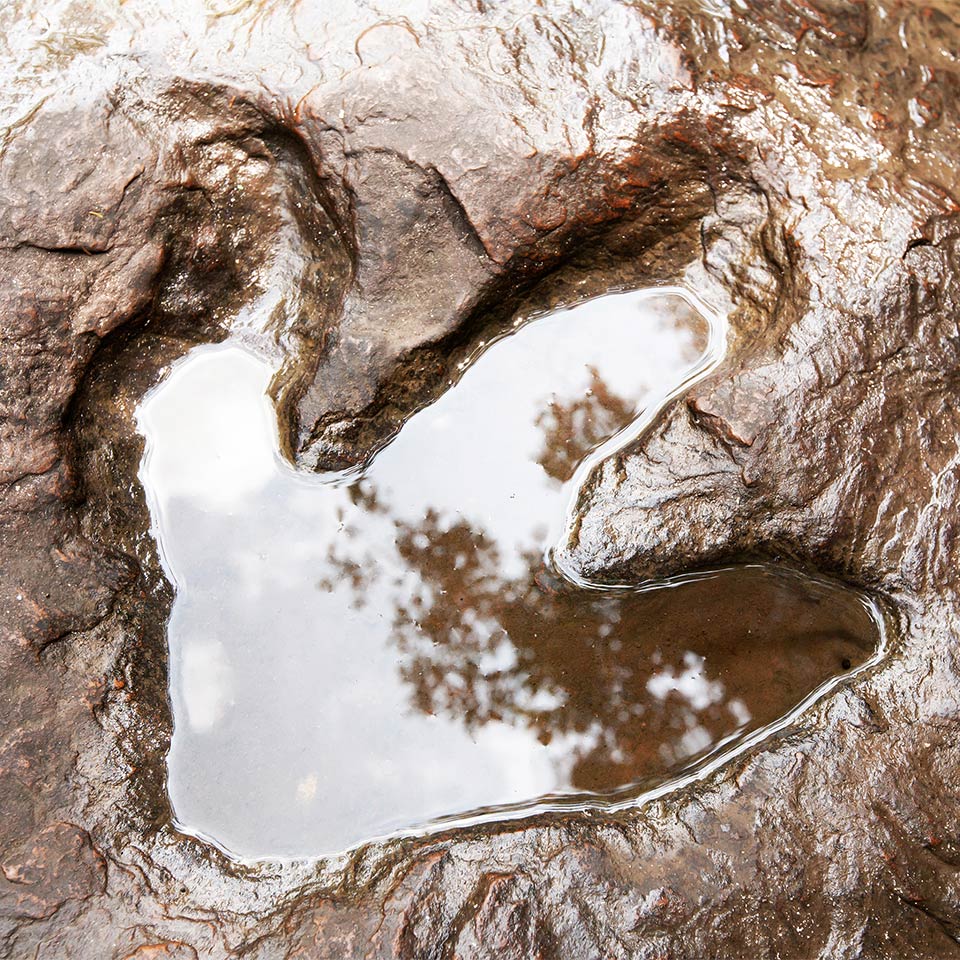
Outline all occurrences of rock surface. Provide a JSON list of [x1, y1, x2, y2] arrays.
[[2, 0, 960, 956]]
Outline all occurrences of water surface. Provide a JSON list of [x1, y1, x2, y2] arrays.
[[137, 290, 882, 859]]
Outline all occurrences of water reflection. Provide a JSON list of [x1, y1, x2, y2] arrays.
[[137, 290, 880, 859]]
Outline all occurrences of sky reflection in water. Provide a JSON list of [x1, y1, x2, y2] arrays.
[[137, 291, 879, 859]]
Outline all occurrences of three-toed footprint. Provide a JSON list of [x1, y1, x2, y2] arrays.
[[138, 289, 882, 860]]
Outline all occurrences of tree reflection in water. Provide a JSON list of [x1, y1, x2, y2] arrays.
[[534, 366, 635, 484], [338, 480, 876, 796]]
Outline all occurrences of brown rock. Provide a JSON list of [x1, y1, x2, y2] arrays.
[[1, 0, 959, 957]]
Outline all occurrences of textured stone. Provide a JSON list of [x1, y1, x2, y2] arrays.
[[1, 1, 959, 957]]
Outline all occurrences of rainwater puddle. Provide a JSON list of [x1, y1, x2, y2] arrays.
[[137, 289, 884, 860]]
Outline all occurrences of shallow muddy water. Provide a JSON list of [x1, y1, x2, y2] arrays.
[[137, 290, 883, 859]]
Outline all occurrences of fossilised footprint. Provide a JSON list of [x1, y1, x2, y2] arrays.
[[136, 289, 884, 860]]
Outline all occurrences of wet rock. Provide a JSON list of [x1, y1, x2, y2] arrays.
[[0, 823, 106, 923], [1, 1, 960, 958]]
